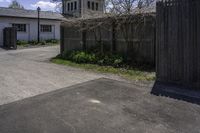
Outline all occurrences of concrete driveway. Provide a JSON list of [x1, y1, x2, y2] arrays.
[[0, 46, 200, 133], [0, 78, 200, 133], [0, 47, 5, 52], [0, 46, 115, 105]]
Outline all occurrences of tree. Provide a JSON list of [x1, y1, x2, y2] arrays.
[[9, 0, 24, 9], [106, 0, 155, 14], [52, 0, 155, 15], [51, 0, 63, 13]]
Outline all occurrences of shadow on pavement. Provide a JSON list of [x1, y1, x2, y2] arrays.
[[0, 78, 200, 133], [151, 81, 200, 105]]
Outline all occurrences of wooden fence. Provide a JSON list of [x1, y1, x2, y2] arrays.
[[3, 27, 17, 49], [61, 14, 156, 66], [156, 0, 200, 89]]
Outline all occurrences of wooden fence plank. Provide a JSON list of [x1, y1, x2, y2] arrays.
[[156, 0, 200, 89]]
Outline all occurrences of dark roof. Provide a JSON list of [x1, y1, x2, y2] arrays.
[[0, 7, 64, 20]]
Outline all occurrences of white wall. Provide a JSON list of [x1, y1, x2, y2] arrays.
[[0, 17, 61, 46]]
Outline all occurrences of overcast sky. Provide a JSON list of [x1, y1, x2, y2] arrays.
[[0, 0, 59, 11]]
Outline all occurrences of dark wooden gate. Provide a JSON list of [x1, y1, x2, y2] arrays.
[[3, 27, 17, 49], [156, 0, 200, 89]]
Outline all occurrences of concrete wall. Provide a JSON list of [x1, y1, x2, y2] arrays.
[[63, 0, 104, 18], [0, 17, 61, 46], [64, 0, 81, 17], [81, 0, 104, 18]]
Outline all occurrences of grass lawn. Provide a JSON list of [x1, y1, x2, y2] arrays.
[[51, 57, 156, 81]]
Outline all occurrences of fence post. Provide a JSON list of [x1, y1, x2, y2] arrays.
[[60, 25, 65, 55], [111, 21, 116, 53], [81, 22, 87, 51]]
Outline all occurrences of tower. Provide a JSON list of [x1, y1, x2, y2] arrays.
[[62, 0, 104, 18]]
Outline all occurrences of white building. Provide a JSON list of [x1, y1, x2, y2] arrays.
[[0, 7, 64, 46]]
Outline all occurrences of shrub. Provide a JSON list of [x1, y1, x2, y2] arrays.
[[63, 51, 97, 64], [29, 40, 38, 45], [113, 57, 123, 67], [97, 54, 123, 67], [40, 41, 46, 45], [17, 40, 28, 46], [63, 50, 124, 67], [45, 39, 59, 44]]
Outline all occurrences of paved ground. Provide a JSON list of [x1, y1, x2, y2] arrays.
[[0, 47, 5, 52], [0, 46, 127, 106], [0, 46, 200, 133], [0, 78, 200, 133]]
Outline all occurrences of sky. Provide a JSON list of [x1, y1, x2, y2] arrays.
[[0, 0, 60, 11]]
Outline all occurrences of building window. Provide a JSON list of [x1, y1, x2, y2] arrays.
[[92, 2, 94, 10], [68, 3, 70, 11], [40, 25, 52, 32], [87, 1, 90, 9], [96, 2, 99, 10], [12, 24, 26, 32], [74, 1, 77, 10], [71, 2, 73, 11]]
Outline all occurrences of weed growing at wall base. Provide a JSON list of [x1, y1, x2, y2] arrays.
[[51, 55, 155, 81], [16, 39, 60, 48]]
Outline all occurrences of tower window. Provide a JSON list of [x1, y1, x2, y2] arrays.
[[68, 3, 70, 11], [96, 2, 99, 10], [71, 2, 73, 11], [87, 1, 90, 9], [92, 2, 94, 10], [74, 1, 77, 10]]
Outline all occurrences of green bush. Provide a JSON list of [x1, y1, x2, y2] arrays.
[[63, 50, 124, 67], [96, 54, 123, 67], [45, 39, 59, 44], [40, 41, 46, 45], [28, 40, 38, 45], [68, 51, 96, 63], [17, 40, 28, 46], [16, 39, 59, 47]]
